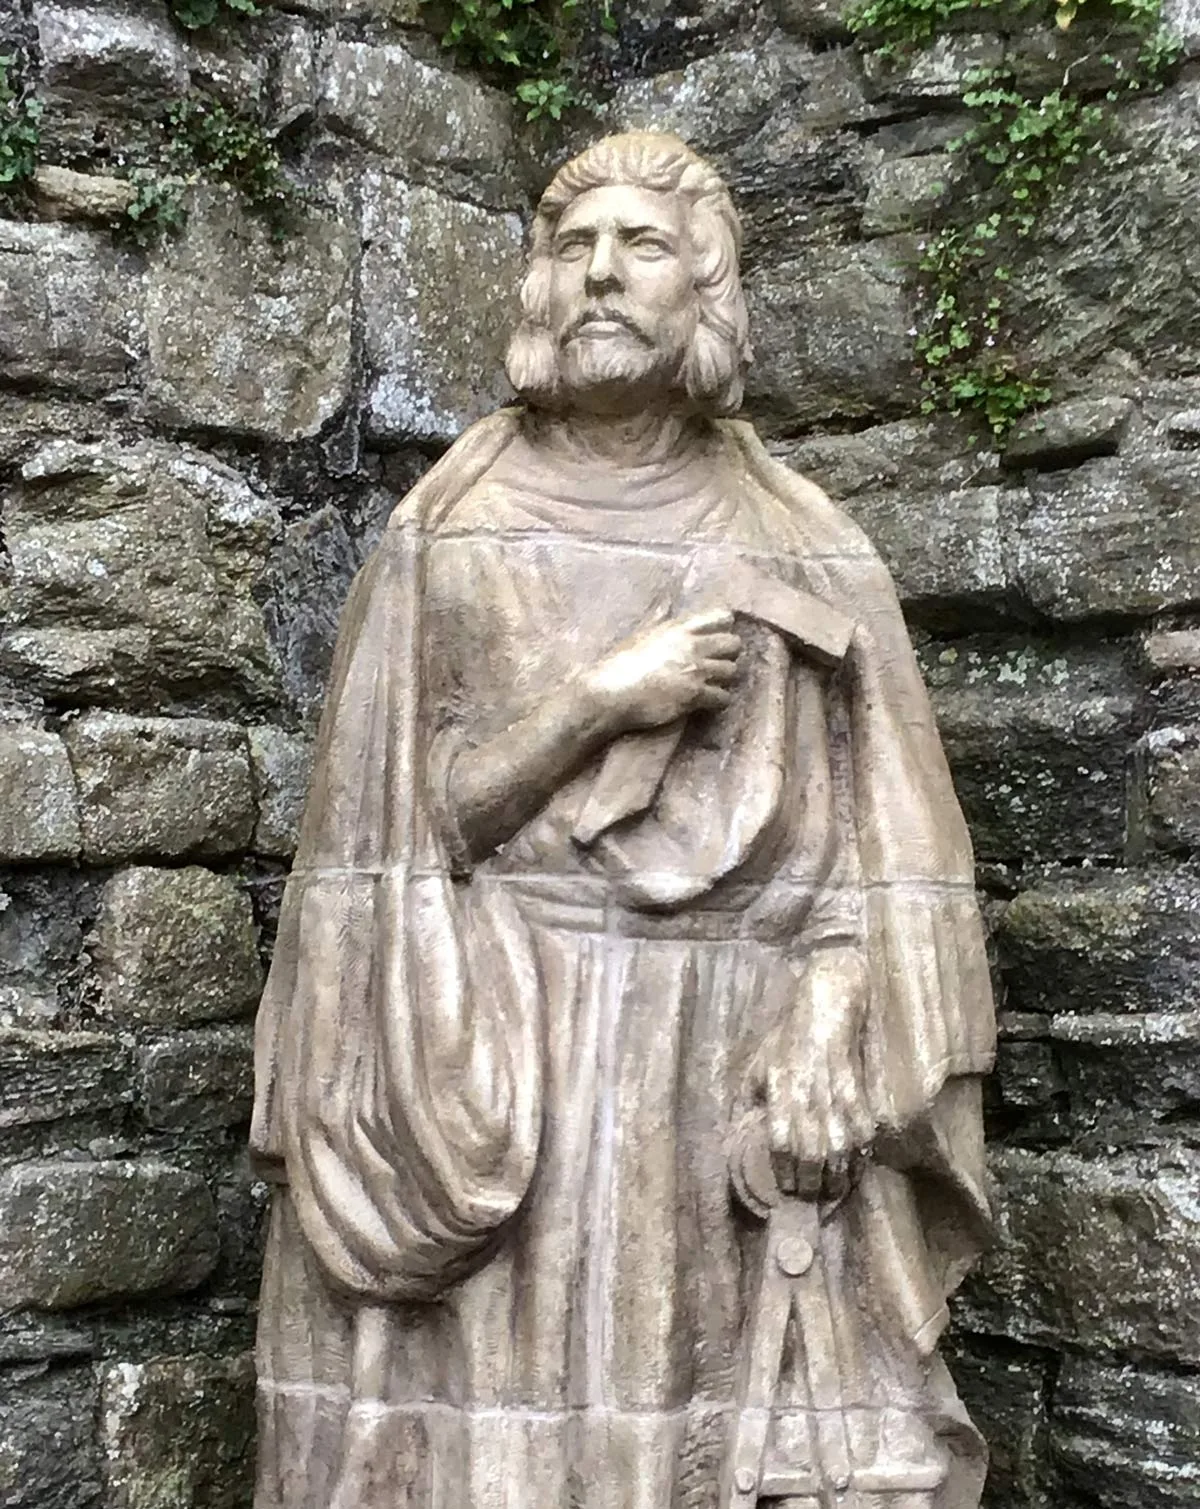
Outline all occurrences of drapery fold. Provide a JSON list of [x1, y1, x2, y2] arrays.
[[251, 409, 995, 1308]]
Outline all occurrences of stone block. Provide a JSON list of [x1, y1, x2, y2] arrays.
[[861, 153, 951, 236], [0, 1160, 219, 1310], [92, 867, 262, 1029], [943, 1334, 1052, 1509], [1018, 454, 1200, 620], [744, 240, 917, 433], [608, 48, 786, 153], [997, 869, 1200, 1016], [146, 187, 356, 442], [100, 1354, 255, 1509], [138, 1026, 254, 1131], [1128, 725, 1200, 857], [0, 440, 281, 714], [1051, 1358, 1200, 1509], [863, 33, 1005, 101], [960, 1146, 1200, 1363], [919, 642, 1136, 862], [0, 870, 90, 1030], [1001, 396, 1132, 471], [34, 1, 187, 157], [248, 726, 313, 857], [320, 40, 519, 206], [0, 222, 145, 395], [362, 175, 524, 446], [0, 1029, 133, 1129], [0, 1365, 103, 1509], [778, 415, 998, 502], [0, 727, 81, 862], [1048, 1010, 1200, 1143], [841, 485, 1013, 627], [33, 165, 137, 222], [64, 712, 255, 863]]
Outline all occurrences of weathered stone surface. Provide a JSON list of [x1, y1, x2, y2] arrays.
[[861, 153, 951, 236], [996, 868, 1200, 1016], [0, 1365, 103, 1509], [65, 712, 254, 862], [320, 40, 519, 206], [0, 441, 281, 714], [0, 727, 81, 862], [1019, 454, 1200, 620], [608, 47, 785, 151], [863, 33, 1005, 102], [145, 188, 356, 442], [1008, 79, 1200, 379], [1052, 1358, 1200, 1509], [961, 1146, 1200, 1363], [745, 240, 917, 431], [1143, 626, 1200, 674], [33, 165, 137, 222], [778, 415, 1000, 501], [920, 642, 1136, 861], [944, 1335, 1052, 1509], [0, 870, 90, 1030], [1002, 396, 1133, 471], [138, 1026, 254, 1131], [776, 0, 853, 40], [100, 1354, 255, 1509], [34, 2, 187, 130], [0, 222, 145, 394], [0, 1160, 219, 1310], [0, 1029, 133, 1129], [1128, 726, 1200, 857], [92, 867, 262, 1029], [248, 725, 313, 857], [362, 175, 524, 445], [841, 485, 1013, 626], [1048, 1010, 1200, 1143]]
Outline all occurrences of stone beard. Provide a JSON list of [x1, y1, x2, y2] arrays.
[[250, 133, 996, 1509]]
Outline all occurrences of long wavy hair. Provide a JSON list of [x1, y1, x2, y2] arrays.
[[505, 132, 753, 417]]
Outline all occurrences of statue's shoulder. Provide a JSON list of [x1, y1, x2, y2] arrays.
[[715, 418, 882, 567], [386, 408, 523, 532]]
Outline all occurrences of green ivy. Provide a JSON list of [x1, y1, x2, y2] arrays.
[[121, 168, 189, 246], [847, 0, 1181, 438], [167, 91, 299, 238], [168, 0, 260, 30], [0, 53, 42, 188], [420, 0, 617, 120]]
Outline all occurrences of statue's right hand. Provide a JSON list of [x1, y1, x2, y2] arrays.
[[582, 608, 742, 734]]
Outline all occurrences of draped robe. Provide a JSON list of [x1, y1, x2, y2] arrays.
[[251, 409, 996, 1509]]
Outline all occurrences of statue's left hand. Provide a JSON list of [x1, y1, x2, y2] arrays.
[[743, 944, 874, 1200]]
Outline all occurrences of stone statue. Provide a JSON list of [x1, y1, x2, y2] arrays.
[[250, 132, 996, 1509]]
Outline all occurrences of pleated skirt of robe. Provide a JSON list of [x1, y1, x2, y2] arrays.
[[254, 910, 982, 1509]]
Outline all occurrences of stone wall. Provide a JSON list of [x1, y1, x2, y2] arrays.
[[2, 0, 1200, 1504]]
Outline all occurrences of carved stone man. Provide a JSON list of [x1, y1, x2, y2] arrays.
[[251, 133, 996, 1509]]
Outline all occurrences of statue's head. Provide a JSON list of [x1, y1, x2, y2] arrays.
[[505, 132, 752, 418]]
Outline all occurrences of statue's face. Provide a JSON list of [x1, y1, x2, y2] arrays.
[[546, 184, 698, 412]]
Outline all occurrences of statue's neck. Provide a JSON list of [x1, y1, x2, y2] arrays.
[[530, 408, 704, 469]]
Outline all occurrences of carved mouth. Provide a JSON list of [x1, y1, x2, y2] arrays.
[[565, 310, 652, 345]]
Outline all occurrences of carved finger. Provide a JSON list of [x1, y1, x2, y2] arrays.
[[694, 685, 733, 711], [692, 632, 742, 659], [682, 606, 735, 632], [698, 657, 739, 685]]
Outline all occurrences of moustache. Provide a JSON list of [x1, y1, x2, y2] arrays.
[[561, 308, 655, 347]]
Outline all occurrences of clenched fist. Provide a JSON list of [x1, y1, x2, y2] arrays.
[[582, 607, 742, 734], [742, 945, 874, 1200]]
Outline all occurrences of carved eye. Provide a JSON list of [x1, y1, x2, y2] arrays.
[[554, 235, 592, 262], [630, 234, 673, 259]]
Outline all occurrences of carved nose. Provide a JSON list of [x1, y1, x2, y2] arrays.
[[584, 238, 622, 296]]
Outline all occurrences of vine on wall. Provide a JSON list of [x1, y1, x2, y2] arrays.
[[848, 0, 1181, 438], [0, 52, 42, 190], [419, 0, 617, 119]]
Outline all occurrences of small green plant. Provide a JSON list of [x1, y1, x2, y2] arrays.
[[169, 0, 260, 30], [0, 53, 42, 188], [122, 169, 189, 246], [516, 76, 574, 120], [167, 92, 298, 238], [846, 0, 1179, 438], [420, 0, 616, 119]]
